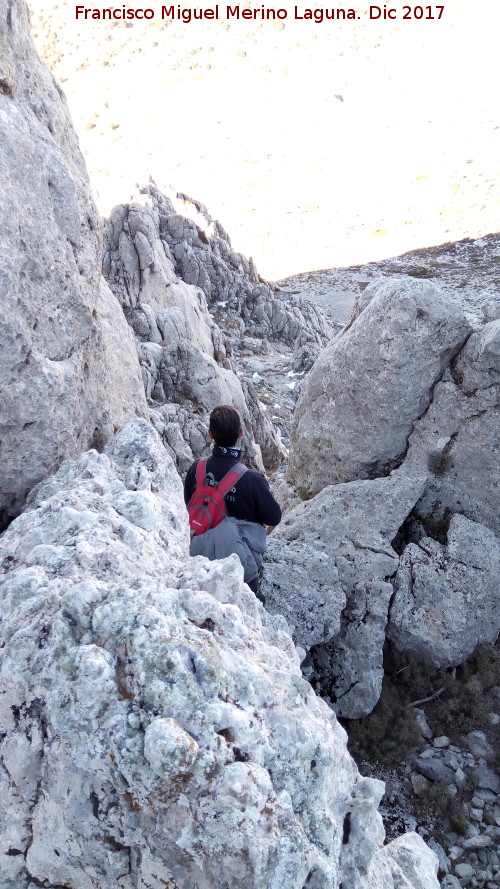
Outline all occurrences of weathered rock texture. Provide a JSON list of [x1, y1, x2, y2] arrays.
[[102, 189, 285, 473], [263, 471, 427, 718], [139, 182, 334, 366], [0, 0, 147, 528], [0, 420, 439, 889], [388, 514, 500, 668], [289, 279, 471, 495], [403, 318, 500, 536]]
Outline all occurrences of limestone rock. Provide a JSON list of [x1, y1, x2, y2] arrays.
[[403, 318, 500, 535], [262, 538, 346, 649], [384, 834, 440, 889], [388, 514, 500, 668], [0, 0, 146, 528], [103, 191, 285, 472], [289, 278, 471, 495], [0, 420, 438, 889], [267, 471, 427, 717], [141, 182, 335, 363]]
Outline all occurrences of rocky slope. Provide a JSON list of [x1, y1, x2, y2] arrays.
[[0, 419, 439, 889]]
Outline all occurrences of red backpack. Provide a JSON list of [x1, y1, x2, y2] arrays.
[[187, 460, 247, 539]]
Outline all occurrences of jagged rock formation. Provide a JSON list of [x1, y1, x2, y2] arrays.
[[102, 190, 286, 473], [0, 420, 439, 889], [388, 514, 500, 668], [139, 182, 335, 369], [263, 471, 427, 719], [0, 0, 147, 530], [289, 279, 471, 495]]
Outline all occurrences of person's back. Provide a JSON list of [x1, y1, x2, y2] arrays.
[[184, 405, 281, 600]]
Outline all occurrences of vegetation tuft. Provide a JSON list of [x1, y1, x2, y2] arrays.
[[341, 641, 500, 838]]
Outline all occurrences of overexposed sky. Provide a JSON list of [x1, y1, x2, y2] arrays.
[[30, 1, 500, 279]]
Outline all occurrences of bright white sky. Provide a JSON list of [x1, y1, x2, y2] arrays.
[[30, 0, 500, 279]]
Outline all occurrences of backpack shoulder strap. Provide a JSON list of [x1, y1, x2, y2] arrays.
[[195, 459, 207, 487], [215, 463, 248, 498]]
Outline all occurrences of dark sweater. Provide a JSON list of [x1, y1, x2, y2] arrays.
[[184, 445, 282, 527]]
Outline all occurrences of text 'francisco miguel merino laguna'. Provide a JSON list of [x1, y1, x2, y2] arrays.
[[74, 5, 360, 21]]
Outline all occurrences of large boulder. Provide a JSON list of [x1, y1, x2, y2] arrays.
[[263, 471, 427, 718], [0, 420, 439, 889], [289, 279, 471, 495], [403, 318, 500, 535], [388, 514, 500, 668], [0, 0, 146, 528]]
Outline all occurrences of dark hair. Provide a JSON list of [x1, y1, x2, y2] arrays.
[[209, 405, 241, 447]]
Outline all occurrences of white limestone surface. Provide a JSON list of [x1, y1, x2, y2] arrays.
[[0, 420, 438, 889]]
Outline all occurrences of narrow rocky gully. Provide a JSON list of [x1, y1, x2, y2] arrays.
[[198, 229, 500, 889], [2, 4, 500, 885]]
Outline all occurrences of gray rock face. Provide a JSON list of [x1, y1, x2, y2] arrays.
[[0, 0, 146, 528], [404, 318, 500, 535], [388, 514, 500, 668], [265, 471, 427, 717], [262, 538, 346, 650], [0, 420, 438, 889], [103, 191, 285, 472], [289, 278, 471, 495]]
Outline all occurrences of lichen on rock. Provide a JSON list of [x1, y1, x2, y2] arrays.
[[0, 420, 438, 889]]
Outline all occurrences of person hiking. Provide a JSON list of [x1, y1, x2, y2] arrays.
[[184, 405, 281, 603]]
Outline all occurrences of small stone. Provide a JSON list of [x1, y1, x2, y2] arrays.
[[470, 807, 485, 821], [463, 835, 493, 850], [466, 731, 495, 762], [487, 712, 500, 726], [414, 755, 455, 784], [445, 752, 460, 769], [471, 796, 486, 809], [418, 747, 437, 759], [475, 789, 498, 802], [427, 837, 450, 874], [448, 783, 458, 797], [455, 862, 475, 879], [476, 764, 500, 794], [411, 772, 430, 797], [441, 876, 462, 889], [455, 767, 467, 789], [414, 708, 433, 739], [434, 735, 451, 748]]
